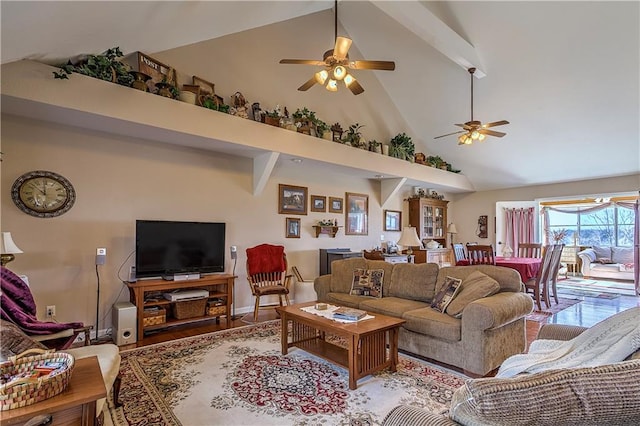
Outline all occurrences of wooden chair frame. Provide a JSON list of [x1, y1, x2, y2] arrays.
[[518, 242, 543, 258], [452, 243, 467, 263], [466, 244, 496, 265], [246, 252, 292, 321], [525, 245, 556, 310]]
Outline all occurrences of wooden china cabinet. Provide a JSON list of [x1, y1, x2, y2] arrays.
[[408, 197, 449, 248]]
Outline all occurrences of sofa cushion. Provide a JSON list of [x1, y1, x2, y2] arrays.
[[329, 257, 367, 293], [0, 320, 47, 361], [593, 246, 612, 260], [596, 257, 616, 264], [612, 246, 634, 264], [431, 276, 462, 312], [402, 307, 461, 342], [325, 292, 366, 309], [359, 297, 429, 318], [445, 271, 501, 318], [450, 359, 640, 426], [386, 262, 439, 302], [437, 265, 521, 293], [350, 268, 384, 297]]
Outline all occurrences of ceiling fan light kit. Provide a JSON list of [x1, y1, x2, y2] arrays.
[[435, 67, 509, 145], [279, 0, 395, 95]]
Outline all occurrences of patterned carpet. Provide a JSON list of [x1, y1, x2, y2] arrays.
[[109, 320, 467, 425]]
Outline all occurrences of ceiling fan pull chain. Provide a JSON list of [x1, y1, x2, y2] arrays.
[[470, 67, 475, 121], [334, 0, 338, 42]]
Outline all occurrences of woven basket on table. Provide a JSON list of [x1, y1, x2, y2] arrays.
[[0, 348, 75, 411]]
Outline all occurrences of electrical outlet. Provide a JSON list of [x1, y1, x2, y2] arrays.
[[96, 247, 106, 265], [46, 305, 56, 317], [230, 245, 237, 260]]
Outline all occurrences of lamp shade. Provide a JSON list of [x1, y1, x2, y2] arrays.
[[397, 227, 421, 248], [448, 223, 458, 234], [0, 232, 23, 254]]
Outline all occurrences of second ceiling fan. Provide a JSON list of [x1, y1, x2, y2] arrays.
[[279, 0, 395, 95], [435, 67, 509, 145]]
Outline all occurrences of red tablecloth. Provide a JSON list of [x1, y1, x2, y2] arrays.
[[456, 257, 541, 282]]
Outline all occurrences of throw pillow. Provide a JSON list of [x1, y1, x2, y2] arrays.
[[593, 246, 611, 260], [430, 276, 462, 313], [350, 268, 384, 297], [449, 359, 640, 426], [596, 257, 616, 264], [445, 271, 501, 318]]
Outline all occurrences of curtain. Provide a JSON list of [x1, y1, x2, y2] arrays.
[[504, 207, 535, 253]]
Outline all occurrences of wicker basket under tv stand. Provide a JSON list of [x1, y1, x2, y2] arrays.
[[126, 274, 235, 340]]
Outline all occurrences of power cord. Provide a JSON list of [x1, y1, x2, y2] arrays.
[[94, 264, 101, 343]]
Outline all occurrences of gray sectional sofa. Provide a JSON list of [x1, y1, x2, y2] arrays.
[[314, 257, 534, 376]]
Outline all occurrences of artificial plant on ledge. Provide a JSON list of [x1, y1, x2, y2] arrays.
[[53, 47, 134, 87]]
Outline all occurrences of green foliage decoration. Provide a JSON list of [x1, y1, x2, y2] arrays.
[[53, 47, 134, 87], [389, 132, 415, 161]]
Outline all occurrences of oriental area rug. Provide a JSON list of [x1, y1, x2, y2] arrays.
[[108, 320, 467, 426]]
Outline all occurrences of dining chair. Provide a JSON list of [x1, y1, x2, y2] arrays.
[[517, 242, 542, 258], [524, 245, 555, 310], [466, 244, 496, 265], [246, 244, 292, 322], [452, 243, 467, 264], [546, 244, 566, 305]]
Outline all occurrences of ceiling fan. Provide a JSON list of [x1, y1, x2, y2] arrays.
[[434, 67, 509, 145], [279, 0, 395, 95]]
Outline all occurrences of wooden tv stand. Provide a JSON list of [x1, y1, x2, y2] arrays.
[[127, 274, 235, 340]]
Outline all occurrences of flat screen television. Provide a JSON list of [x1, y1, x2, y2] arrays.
[[135, 220, 226, 279]]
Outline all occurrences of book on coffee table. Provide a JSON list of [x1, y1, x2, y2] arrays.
[[333, 307, 367, 321]]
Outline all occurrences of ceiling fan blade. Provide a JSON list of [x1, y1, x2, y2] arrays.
[[279, 59, 325, 66], [480, 129, 506, 138], [297, 77, 317, 91], [346, 79, 365, 95], [349, 60, 396, 71], [333, 36, 352, 60], [483, 120, 510, 128], [434, 130, 465, 139], [454, 123, 473, 130]]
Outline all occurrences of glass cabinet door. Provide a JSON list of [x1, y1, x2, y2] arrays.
[[422, 205, 434, 238], [434, 207, 444, 238]]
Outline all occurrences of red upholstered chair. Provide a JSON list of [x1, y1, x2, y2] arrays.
[[246, 244, 292, 321]]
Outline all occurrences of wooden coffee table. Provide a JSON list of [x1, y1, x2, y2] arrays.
[[276, 302, 405, 389]]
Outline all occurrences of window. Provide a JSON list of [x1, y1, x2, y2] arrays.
[[546, 205, 633, 247]]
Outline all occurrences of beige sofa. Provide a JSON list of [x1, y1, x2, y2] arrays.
[[382, 322, 640, 426], [314, 257, 534, 376]]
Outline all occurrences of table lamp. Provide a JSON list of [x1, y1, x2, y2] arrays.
[[398, 227, 422, 262], [1, 232, 23, 266], [447, 223, 458, 246]]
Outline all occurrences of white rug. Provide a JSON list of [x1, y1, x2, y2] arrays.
[[109, 320, 468, 425]]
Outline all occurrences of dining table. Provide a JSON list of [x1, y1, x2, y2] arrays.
[[456, 256, 542, 282]]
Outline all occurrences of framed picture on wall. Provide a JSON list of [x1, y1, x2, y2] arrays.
[[311, 195, 326, 212], [279, 184, 308, 215], [345, 192, 369, 235], [329, 197, 343, 213], [384, 210, 402, 231], [286, 217, 301, 238]]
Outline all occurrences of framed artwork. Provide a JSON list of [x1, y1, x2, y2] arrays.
[[329, 197, 343, 213], [384, 210, 402, 232], [345, 192, 369, 235], [279, 184, 308, 215], [286, 217, 301, 238], [311, 195, 326, 212]]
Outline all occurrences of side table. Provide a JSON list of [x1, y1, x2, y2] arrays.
[[0, 356, 106, 426]]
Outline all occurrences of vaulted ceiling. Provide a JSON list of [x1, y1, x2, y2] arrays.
[[2, 1, 638, 191]]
